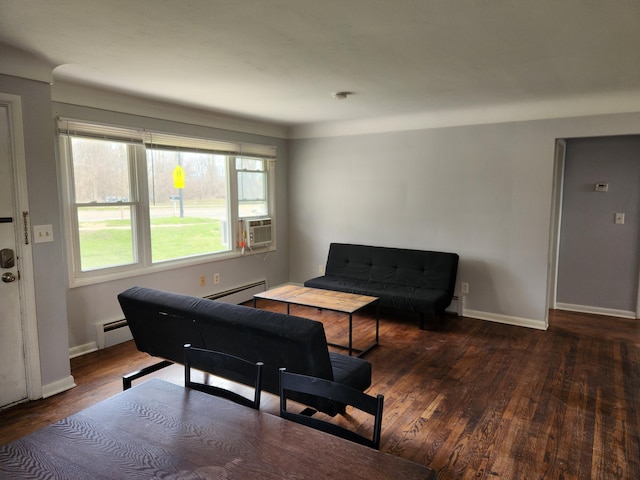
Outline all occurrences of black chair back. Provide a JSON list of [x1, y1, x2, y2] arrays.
[[279, 368, 384, 449], [184, 344, 263, 409]]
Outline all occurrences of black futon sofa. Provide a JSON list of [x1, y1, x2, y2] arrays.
[[305, 243, 459, 329], [118, 286, 371, 415]]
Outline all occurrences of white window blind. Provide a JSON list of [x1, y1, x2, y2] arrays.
[[57, 118, 144, 144], [145, 131, 277, 158], [57, 118, 277, 158]]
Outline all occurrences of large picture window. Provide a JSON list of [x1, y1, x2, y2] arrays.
[[146, 148, 229, 263], [58, 119, 276, 284]]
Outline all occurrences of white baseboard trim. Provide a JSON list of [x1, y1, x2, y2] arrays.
[[69, 341, 98, 359], [42, 375, 76, 398], [463, 308, 548, 330], [555, 303, 636, 319]]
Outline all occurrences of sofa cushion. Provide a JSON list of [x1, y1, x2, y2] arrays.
[[194, 303, 335, 394], [325, 243, 458, 292], [119, 287, 206, 362], [305, 275, 449, 315], [329, 352, 372, 393]]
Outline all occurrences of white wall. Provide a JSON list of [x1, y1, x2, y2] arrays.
[[288, 112, 640, 329]]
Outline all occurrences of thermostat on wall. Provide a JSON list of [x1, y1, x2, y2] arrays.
[[594, 183, 609, 192]]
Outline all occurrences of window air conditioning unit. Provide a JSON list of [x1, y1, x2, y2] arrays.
[[244, 218, 273, 247]]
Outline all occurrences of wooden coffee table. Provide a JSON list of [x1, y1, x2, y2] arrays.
[[254, 284, 379, 357]]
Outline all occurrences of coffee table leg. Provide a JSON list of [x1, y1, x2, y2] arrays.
[[349, 313, 353, 356], [376, 304, 379, 344]]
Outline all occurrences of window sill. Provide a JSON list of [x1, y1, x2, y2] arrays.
[[68, 245, 275, 288]]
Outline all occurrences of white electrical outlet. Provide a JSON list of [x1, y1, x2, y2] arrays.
[[461, 282, 469, 295], [615, 213, 625, 224], [214, 273, 220, 285], [319, 264, 325, 275]]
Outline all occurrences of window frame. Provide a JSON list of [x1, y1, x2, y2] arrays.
[[58, 118, 276, 287]]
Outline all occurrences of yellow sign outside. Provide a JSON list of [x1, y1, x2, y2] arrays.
[[172, 165, 185, 189]]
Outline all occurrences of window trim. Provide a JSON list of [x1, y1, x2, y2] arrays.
[[58, 118, 277, 287]]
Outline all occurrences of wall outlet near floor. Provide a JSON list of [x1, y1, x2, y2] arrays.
[[214, 273, 220, 285], [461, 282, 469, 295], [615, 213, 625, 224], [318, 264, 325, 275], [200, 275, 206, 286]]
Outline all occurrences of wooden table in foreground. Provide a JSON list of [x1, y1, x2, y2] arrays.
[[0, 379, 436, 479], [254, 284, 379, 357]]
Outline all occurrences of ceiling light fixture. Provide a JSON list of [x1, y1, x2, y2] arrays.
[[332, 91, 353, 100]]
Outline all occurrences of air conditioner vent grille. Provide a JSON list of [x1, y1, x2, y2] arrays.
[[244, 217, 272, 247]]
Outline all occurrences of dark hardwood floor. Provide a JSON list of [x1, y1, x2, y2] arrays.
[[1, 305, 638, 479]]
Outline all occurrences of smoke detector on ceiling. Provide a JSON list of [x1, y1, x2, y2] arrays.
[[332, 91, 353, 100]]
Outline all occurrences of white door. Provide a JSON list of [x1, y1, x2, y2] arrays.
[[0, 101, 34, 408]]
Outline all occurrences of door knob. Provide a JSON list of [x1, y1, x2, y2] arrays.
[[1, 272, 16, 283]]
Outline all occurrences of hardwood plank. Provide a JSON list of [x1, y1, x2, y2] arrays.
[[1, 308, 638, 479]]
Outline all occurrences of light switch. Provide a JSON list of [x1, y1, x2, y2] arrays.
[[33, 224, 54, 243], [615, 213, 625, 225]]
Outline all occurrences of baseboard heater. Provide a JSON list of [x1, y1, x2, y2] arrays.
[[96, 318, 134, 350], [203, 280, 267, 304], [97, 280, 268, 350]]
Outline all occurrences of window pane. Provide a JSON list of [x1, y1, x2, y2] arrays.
[[147, 149, 229, 262], [71, 137, 135, 271], [238, 171, 267, 217], [77, 205, 134, 270], [71, 137, 130, 203], [237, 157, 267, 217]]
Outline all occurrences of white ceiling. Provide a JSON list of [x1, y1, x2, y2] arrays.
[[1, 0, 639, 129]]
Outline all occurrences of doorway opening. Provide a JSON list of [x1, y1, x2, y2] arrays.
[[548, 135, 640, 321]]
